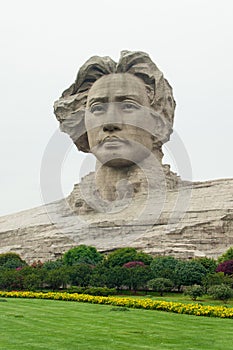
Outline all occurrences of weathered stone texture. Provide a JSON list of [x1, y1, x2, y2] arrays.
[[0, 176, 232, 263]]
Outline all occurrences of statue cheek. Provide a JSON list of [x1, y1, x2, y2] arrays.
[[88, 131, 97, 147]]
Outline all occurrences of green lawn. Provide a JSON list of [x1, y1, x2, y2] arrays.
[[121, 292, 233, 307], [0, 298, 233, 349]]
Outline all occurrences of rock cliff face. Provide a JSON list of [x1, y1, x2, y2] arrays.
[[0, 175, 232, 263]]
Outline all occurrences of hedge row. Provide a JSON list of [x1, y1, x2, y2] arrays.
[[1, 291, 233, 319]]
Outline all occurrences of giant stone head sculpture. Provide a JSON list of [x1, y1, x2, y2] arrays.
[[54, 51, 176, 167]]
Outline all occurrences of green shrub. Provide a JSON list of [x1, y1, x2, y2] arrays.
[[66, 286, 87, 294], [148, 278, 174, 296], [208, 284, 233, 303], [66, 286, 117, 296], [84, 287, 117, 296], [184, 285, 204, 301], [202, 272, 232, 290]]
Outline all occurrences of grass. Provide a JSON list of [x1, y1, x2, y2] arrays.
[[154, 295, 233, 307], [0, 298, 233, 349], [120, 292, 233, 307]]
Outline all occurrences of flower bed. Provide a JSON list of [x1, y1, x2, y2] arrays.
[[1, 290, 233, 319]]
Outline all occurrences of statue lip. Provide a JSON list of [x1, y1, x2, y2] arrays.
[[102, 135, 127, 144]]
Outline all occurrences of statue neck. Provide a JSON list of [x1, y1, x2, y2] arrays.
[[95, 160, 156, 201]]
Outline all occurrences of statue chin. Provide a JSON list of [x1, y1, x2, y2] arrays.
[[92, 144, 153, 168], [102, 158, 136, 168]]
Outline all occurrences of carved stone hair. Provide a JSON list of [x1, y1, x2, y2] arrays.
[[54, 50, 176, 153]]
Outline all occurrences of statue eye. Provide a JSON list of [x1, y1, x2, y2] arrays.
[[121, 101, 139, 111], [90, 104, 106, 114]]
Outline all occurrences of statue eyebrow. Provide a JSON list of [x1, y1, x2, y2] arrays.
[[114, 94, 141, 102], [88, 94, 141, 105], [88, 97, 107, 105]]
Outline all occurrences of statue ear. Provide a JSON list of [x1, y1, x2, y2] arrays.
[[150, 112, 170, 146]]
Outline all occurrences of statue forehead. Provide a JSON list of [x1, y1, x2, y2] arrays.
[[87, 73, 149, 103]]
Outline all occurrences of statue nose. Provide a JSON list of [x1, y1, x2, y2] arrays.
[[103, 122, 122, 132], [103, 104, 122, 132]]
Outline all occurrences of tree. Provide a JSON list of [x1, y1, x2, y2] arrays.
[[184, 285, 204, 301], [202, 272, 232, 291], [208, 284, 233, 303], [18, 266, 45, 290], [216, 260, 233, 275], [148, 278, 174, 296], [134, 252, 153, 266], [22, 273, 42, 291], [45, 267, 69, 290], [174, 260, 207, 288], [195, 257, 217, 274], [68, 264, 93, 287], [105, 248, 137, 267], [150, 256, 178, 283], [123, 265, 152, 292], [90, 265, 109, 287], [218, 247, 233, 263], [0, 252, 27, 269], [0, 270, 24, 290], [42, 259, 64, 270], [63, 245, 103, 266], [104, 266, 129, 289], [103, 248, 152, 268]]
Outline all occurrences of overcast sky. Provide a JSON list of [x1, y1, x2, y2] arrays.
[[1, 0, 233, 216]]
